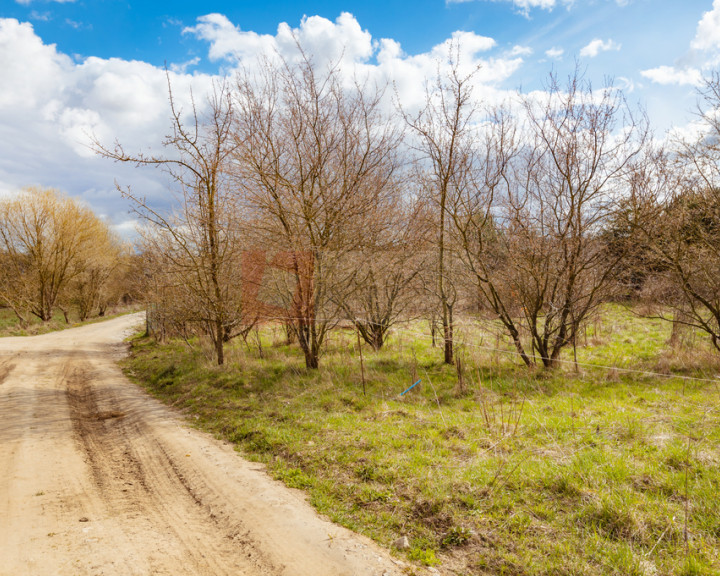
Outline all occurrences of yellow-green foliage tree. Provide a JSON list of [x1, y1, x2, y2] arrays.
[[71, 225, 130, 321], [0, 186, 124, 324]]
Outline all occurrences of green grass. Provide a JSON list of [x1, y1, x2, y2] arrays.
[[122, 306, 720, 576], [0, 305, 142, 337]]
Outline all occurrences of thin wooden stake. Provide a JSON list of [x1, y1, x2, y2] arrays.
[[573, 333, 579, 374], [356, 327, 366, 396]]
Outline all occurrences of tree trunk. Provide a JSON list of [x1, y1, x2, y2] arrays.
[[8, 305, 28, 326], [302, 344, 319, 369], [370, 330, 384, 351], [284, 321, 296, 345], [214, 317, 225, 366], [669, 310, 682, 346], [443, 302, 453, 364], [295, 319, 320, 369]]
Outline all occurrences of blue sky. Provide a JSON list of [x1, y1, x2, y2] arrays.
[[2, 1, 707, 84], [1, 0, 719, 232]]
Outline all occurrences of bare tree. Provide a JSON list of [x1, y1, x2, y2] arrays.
[[452, 70, 647, 368], [332, 193, 427, 350], [94, 78, 244, 365], [513, 72, 646, 367], [233, 49, 402, 368], [448, 106, 531, 363], [401, 46, 479, 365], [629, 131, 720, 352]]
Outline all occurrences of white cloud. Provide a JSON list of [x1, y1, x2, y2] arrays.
[[29, 11, 52, 22], [110, 218, 140, 238], [430, 30, 496, 59], [15, 0, 74, 4], [184, 12, 497, 70], [65, 19, 90, 31], [640, 2, 720, 92], [616, 76, 635, 93], [545, 47, 564, 59], [277, 12, 375, 65], [506, 0, 560, 9], [640, 65, 703, 87], [446, 0, 630, 13], [183, 13, 275, 63], [579, 38, 620, 58], [0, 13, 527, 230], [169, 57, 201, 74], [183, 13, 511, 112], [0, 19, 71, 110], [692, 0, 720, 52], [447, 0, 561, 11], [184, 12, 375, 71], [0, 18, 216, 224], [508, 45, 533, 57]]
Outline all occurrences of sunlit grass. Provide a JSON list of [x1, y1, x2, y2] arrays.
[[123, 305, 720, 576]]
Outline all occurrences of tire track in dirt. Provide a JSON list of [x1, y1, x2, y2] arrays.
[[0, 314, 407, 576], [64, 358, 275, 575], [0, 356, 16, 386], [0, 351, 105, 576]]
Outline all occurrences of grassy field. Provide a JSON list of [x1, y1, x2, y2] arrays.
[[0, 305, 141, 337], [123, 305, 720, 576]]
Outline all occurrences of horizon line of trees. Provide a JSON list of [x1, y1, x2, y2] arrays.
[[91, 40, 720, 370], [0, 186, 138, 326]]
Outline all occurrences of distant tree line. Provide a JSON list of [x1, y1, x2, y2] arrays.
[[95, 40, 720, 368], [0, 186, 137, 325]]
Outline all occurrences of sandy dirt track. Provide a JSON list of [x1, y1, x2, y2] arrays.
[[0, 314, 405, 576]]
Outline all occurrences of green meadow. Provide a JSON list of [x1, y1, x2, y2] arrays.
[[123, 305, 720, 576]]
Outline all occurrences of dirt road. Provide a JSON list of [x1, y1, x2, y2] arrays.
[[0, 314, 404, 576]]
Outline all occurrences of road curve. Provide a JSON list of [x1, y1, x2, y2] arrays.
[[0, 314, 404, 576]]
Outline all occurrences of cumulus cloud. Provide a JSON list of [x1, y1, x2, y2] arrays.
[[640, 65, 703, 87], [183, 9, 504, 100], [579, 38, 620, 58], [642, 3, 720, 90], [0, 18, 215, 227], [169, 56, 201, 74], [183, 13, 276, 63], [183, 12, 513, 112], [184, 12, 374, 71], [691, 0, 720, 52], [0, 13, 526, 231]]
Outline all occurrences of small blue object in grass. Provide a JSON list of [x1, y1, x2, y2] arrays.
[[400, 379, 421, 396]]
